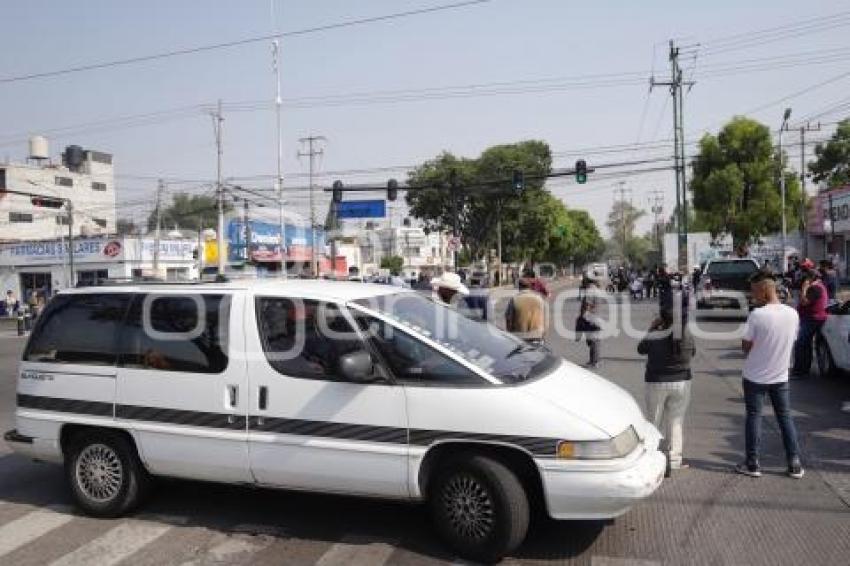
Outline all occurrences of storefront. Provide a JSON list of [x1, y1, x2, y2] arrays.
[[807, 184, 850, 278], [0, 236, 198, 301]]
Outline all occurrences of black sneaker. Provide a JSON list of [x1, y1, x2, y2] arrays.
[[788, 461, 805, 479], [735, 462, 762, 477]]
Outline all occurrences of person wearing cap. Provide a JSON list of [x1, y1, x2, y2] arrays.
[[791, 259, 828, 379], [737, 269, 804, 479], [430, 272, 469, 307], [505, 277, 546, 344], [638, 306, 695, 471]]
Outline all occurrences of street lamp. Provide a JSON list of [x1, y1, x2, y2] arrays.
[[779, 107, 792, 272]]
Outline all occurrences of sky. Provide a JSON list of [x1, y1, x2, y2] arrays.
[[1, 0, 849, 236]]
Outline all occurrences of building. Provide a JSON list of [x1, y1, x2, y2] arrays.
[[0, 138, 116, 241], [0, 235, 198, 301], [807, 184, 850, 278]]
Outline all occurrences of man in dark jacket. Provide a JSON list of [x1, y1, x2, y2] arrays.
[[638, 307, 695, 470]]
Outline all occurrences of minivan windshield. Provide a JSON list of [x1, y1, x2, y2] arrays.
[[353, 293, 558, 384], [705, 260, 759, 276]]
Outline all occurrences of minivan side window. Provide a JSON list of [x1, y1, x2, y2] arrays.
[[118, 294, 230, 374], [354, 314, 484, 386], [256, 297, 365, 381], [24, 293, 132, 365]]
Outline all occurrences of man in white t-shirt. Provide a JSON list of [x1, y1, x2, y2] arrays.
[[737, 270, 804, 479]]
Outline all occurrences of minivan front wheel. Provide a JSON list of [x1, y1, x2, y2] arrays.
[[65, 430, 150, 518], [429, 455, 529, 563]]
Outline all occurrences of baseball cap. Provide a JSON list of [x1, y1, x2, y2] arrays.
[[801, 258, 815, 270]]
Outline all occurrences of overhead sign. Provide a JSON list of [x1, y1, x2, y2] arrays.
[[336, 200, 386, 219]]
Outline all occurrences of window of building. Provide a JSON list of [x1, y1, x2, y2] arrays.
[[10, 212, 33, 223], [56, 215, 70, 226], [55, 176, 73, 187], [131, 268, 143, 279], [352, 314, 482, 385], [87, 151, 113, 165], [256, 297, 367, 381], [91, 181, 107, 191], [118, 294, 230, 373], [0, 169, 6, 190], [403, 246, 420, 257], [93, 218, 107, 228], [76, 270, 109, 286], [24, 293, 133, 365]]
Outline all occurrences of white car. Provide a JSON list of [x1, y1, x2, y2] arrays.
[[815, 301, 850, 377], [695, 258, 760, 319], [4, 280, 665, 563]]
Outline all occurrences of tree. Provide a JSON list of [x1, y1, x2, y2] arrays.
[[380, 255, 404, 274], [116, 218, 138, 235], [147, 193, 230, 233], [605, 200, 646, 261], [545, 201, 604, 266], [810, 118, 850, 188], [406, 141, 554, 262], [690, 116, 802, 246]]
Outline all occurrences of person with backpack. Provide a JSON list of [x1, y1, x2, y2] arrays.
[[637, 306, 695, 471], [576, 282, 602, 368]]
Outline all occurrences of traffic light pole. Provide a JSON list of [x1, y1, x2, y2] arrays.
[[67, 200, 74, 287]]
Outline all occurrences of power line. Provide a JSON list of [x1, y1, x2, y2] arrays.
[[0, 0, 491, 85]]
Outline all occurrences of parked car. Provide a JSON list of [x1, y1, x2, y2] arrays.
[[695, 257, 760, 318], [468, 270, 490, 288], [5, 280, 665, 563], [815, 300, 850, 378]]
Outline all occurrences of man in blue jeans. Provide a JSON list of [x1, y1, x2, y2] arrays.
[[737, 270, 804, 479]]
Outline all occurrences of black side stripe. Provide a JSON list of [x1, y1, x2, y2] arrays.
[[116, 404, 246, 431], [16, 394, 560, 456], [250, 416, 407, 444], [17, 394, 113, 418], [410, 429, 557, 457]]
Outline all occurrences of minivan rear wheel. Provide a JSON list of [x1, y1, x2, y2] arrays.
[[429, 455, 529, 563], [65, 430, 150, 518]]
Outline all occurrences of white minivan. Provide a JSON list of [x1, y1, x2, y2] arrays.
[[5, 280, 665, 563]]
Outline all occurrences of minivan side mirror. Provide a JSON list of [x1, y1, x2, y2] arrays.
[[339, 350, 377, 383]]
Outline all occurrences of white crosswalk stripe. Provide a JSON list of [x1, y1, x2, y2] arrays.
[[315, 536, 398, 566], [0, 506, 74, 558], [178, 533, 276, 566], [47, 520, 173, 566]]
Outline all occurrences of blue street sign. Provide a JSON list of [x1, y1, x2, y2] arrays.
[[336, 200, 387, 219]]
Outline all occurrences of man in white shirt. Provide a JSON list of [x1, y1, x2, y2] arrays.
[[737, 270, 804, 479]]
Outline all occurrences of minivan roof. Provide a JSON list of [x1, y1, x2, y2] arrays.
[[60, 279, 412, 303]]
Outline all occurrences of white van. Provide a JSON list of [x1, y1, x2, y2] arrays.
[[5, 280, 665, 563]]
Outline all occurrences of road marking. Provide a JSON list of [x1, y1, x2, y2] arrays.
[[178, 533, 276, 566], [48, 520, 172, 566], [314, 536, 397, 566], [591, 556, 662, 566], [0, 508, 74, 558]]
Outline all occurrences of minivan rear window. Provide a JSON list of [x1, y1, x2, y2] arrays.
[[705, 261, 759, 276], [24, 293, 132, 365], [118, 294, 231, 374]]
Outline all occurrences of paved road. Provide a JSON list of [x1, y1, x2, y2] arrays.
[[0, 285, 847, 565]]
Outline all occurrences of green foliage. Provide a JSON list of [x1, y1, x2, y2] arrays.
[[147, 193, 231, 233], [406, 141, 555, 262], [690, 116, 801, 245], [545, 203, 605, 265], [810, 118, 850, 188], [379, 255, 404, 274], [603, 200, 652, 266], [116, 218, 138, 235]]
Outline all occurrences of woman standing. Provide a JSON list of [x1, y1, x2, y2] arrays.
[[637, 308, 695, 470]]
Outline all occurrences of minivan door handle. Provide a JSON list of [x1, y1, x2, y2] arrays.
[[258, 386, 268, 410], [226, 384, 238, 408]]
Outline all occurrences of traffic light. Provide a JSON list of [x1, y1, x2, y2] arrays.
[[387, 179, 398, 201], [31, 196, 64, 209], [512, 169, 524, 194], [575, 159, 587, 184], [332, 180, 343, 203]]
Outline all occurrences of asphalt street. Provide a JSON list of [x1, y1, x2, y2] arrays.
[[0, 284, 847, 565]]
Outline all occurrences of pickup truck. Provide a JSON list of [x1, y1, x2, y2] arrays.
[[695, 258, 760, 318]]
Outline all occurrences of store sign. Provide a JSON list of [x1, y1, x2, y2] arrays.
[[0, 238, 111, 265]]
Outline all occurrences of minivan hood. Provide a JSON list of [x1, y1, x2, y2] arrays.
[[521, 360, 645, 437]]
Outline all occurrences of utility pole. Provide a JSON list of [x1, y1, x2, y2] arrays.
[[197, 215, 204, 278], [450, 168, 460, 270], [67, 200, 74, 287], [153, 179, 164, 275], [614, 182, 631, 264], [779, 108, 792, 272], [651, 40, 694, 273], [272, 32, 286, 276], [211, 99, 225, 275], [649, 189, 665, 255], [799, 122, 821, 258], [298, 135, 326, 276]]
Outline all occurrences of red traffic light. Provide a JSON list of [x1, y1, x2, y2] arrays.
[[31, 196, 65, 209]]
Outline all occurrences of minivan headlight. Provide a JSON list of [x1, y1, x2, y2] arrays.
[[556, 426, 640, 460]]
